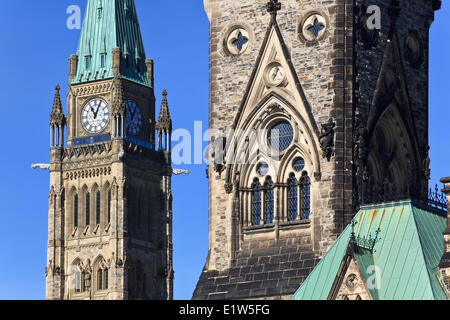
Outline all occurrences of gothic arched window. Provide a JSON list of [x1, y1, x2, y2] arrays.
[[96, 191, 101, 225], [104, 269, 109, 290], [96, 266, 108, 291], [81, 271, 86, 292], [107, 190, 112, 224], [264, 177, 274, 224], [97, 269, 103, 290], [86, 193, 91, 226], [251, 179, 262, 225], [74, 194, 79, 228], [75, 268, 81, 293], [287, 174, 298, 221], [300, 172, 311, 220]]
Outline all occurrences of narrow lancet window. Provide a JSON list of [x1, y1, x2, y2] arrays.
[[96, 191, 101, 225], [251, 179, 262, 225], [300, 172, 311, 220], [264, 177, 274, 224], [86, 193, 91, 226], [74, 194, 79, 228], [288, 174, 298, 221]]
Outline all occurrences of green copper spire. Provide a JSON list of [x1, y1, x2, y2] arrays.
[[72, 0, 150, 87]]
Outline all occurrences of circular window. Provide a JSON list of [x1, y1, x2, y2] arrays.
[[293, 157, 305, 172], [299, 13, 328, 43], [256, 162, 269, 177], [226, 28, 249, 55], [268, 121, 294, 152]]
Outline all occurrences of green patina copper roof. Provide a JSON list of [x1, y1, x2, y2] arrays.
[[72, 0, 150, 87], [292, 201, 449, 300]]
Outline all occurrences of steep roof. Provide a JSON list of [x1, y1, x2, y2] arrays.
[[292, 201, 449, 300], [72, 0, 150, 87]]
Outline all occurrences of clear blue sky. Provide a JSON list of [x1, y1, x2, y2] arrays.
[[0, 1, 448, 300]]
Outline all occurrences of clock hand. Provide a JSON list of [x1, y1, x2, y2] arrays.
[[94, 104, 100, 119]]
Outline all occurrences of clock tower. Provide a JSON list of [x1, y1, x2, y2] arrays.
[[46, 0, 173, 300]]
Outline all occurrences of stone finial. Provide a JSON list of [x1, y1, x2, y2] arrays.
[[433, 0, 442, 11], [266, 0, 281, 16], [156, 89, 172, 132], [49, 84, 66, 127]]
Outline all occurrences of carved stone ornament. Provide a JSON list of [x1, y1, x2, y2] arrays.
[[264, 62, 287, 87], [422, 145, 431, 180], [346, 273, 359, 289], [405, 31, 423, 68], [224, 183, 233, 194], [50, 84, 67, 127], [319, 118, 336, 161]]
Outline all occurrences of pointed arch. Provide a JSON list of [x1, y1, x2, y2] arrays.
[[226, 93, 321, 190], [93, 255, 108, 291], [277, 143, 314, 183], [71, 258, 83, 293], [366, 103, 420, 200], [363, 29, 424, 200]]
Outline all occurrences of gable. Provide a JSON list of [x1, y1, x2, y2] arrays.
[[332, 255, 373, 301], [367, 31, 421, 168], [292, 201, 449, 300], [291, 226, 351, 300], [233, 25, 313, 132], [224, 19, 322, 189]]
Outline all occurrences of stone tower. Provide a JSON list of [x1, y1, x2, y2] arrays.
[[194, 0, 441, 300], [46, 0, 173, 300]]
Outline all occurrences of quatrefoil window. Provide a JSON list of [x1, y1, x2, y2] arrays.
[[233, 32, 248, 52], [307, 18, 325, 39], [226, 28, 250, 55], [300, 14, 328, 42]]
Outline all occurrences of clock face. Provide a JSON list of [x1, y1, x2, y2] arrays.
[[81, 98, 110, 134], [125, 100, 143, 136]]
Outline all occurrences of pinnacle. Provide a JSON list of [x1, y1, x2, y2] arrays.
[[50, 83, 66, 126], [156, 90, 172, 131]]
